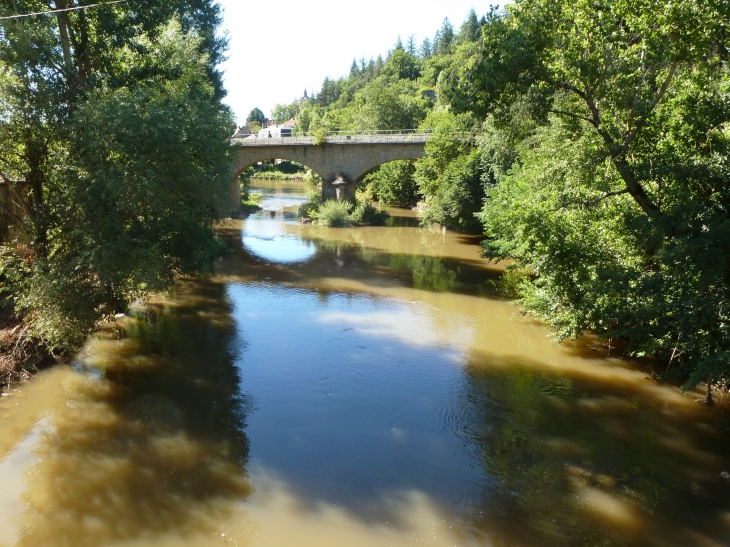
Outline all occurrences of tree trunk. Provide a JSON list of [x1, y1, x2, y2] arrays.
[[54, 1, 74, 74]]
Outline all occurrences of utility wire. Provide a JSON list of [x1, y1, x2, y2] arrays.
[[0, 0, 128, 20]]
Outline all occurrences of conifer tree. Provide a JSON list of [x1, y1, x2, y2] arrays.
[[366, 58, 376, 80], [433, 29, 442, 55], [375, 54, 384, 76], [459, 9, 480, 43], [437, 18, 454, 54], [406, 35, 416, 55], [420, 37, 432, 58]]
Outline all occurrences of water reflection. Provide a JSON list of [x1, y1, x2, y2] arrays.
[[241, 180, 316, 264], [8, 280, 252, 547], [458, 361, 730, 546], [2, 179, 730, 547], [242, 216, 317, 264]]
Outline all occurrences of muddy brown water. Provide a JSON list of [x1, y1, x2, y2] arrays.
[[2, 179, 730, 547]]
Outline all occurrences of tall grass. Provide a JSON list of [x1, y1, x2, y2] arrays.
[[316, 200, 353, 227]]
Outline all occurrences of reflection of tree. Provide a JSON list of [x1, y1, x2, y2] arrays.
[[17, 279, 252, 547], [459, 361, 730, 546]]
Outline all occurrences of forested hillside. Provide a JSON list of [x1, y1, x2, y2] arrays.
[[280, 1, 730, 399]]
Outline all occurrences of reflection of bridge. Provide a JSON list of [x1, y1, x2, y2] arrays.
[[229, 133, 429, 206]]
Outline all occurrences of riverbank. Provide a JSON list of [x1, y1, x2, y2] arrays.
[[0, 308, 49, 390], [250, 171, 304, 180], [241, 191, 264, 215]]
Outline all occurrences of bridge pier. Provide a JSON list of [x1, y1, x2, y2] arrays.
[[322, 176, 356, 202]]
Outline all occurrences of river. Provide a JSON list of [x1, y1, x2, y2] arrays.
[[1, 178, 730, 547]]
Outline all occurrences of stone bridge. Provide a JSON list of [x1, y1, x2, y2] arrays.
[[229, 134, 429, 206]]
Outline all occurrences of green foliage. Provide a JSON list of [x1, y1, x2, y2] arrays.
[[253, 160, 306, 179], [353, 79, 430, 130], [0, 9, 233, 352], [420, 149, 486, 233], [241, 192, 263, 214], [298, 191, 323, 221], [414, 109, 484, 232], [364, 160, 419, 207], [275, 160, 306, 174], [298, 192, 389, 227], [312, 127, 328, 145], [434, 18, 455, 55], [246, 107, 266, 125], [469, 0, 730, 392], [293, 9, 485, 137], [270, 102, 298, 124], [350, 201, 390, 226], [381, 50, 420, 81], [458, 9, 481, 44], [315, 200, 354, 227]]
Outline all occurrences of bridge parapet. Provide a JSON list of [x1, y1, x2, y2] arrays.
[[231, 134, 431, 147]]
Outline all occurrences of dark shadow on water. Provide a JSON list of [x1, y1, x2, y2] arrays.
[[385, 213, 421, 228], [455, 353, 730, 547], [15, 279, 252, 547]]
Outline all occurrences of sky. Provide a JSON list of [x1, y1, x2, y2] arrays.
[[217, 0, 501, 126]]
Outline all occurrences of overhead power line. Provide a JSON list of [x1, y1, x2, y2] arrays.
[[0, 0, 128, 21]]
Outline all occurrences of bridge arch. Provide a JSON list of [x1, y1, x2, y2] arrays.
[[228, 135, 428, 207]]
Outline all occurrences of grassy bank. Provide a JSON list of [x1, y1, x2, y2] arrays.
[[241, 191, 264, 214]]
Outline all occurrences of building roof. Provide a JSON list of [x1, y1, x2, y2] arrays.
[[233, 125, 252, 138]]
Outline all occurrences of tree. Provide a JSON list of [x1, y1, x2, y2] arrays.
[[394, 36, 404, 51], [420, 37, 432, 59], [406, 35, 416, 56], [433, 30, 441, 55], [0, 10, 233, 351], [375, 54, 384, 76], [366, 58, 376, 81], [353, 80, 429, 131], [271, 102, 298, 124], [349, 58, 360, 79], [364, 160, 419, 207], [415, 110, 483, 233], [381, 49, 420, 81], [318, 77, 341, 106], [450, 0, 730, 399], [435, 18, 454, 55], [246, 107, 266, 126], [458, 9, 480, 43]]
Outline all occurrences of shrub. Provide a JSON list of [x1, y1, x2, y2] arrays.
[[241, 192, 263, 214], [351, 201, 390, 226], [312, 127, 328, 145], [298, 191, 323, 221], [316, 200, 353, 227]]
